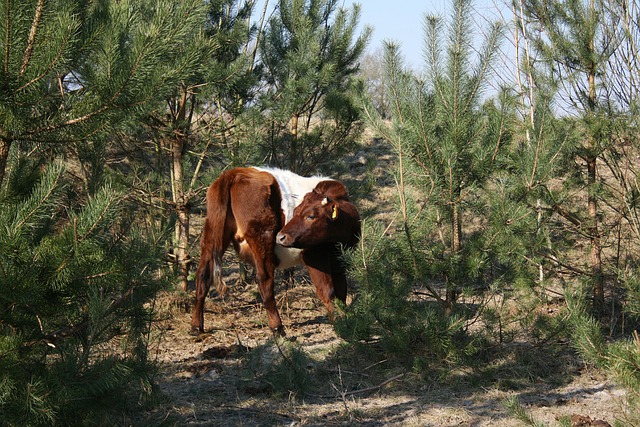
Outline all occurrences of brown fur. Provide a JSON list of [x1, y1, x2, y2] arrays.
[[191, 168, 284, 334]]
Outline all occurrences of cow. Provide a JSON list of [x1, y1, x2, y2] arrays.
[[190, 167, 361, 336]]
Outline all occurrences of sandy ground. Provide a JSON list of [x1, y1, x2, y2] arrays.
[[144, 277, 629, 426]]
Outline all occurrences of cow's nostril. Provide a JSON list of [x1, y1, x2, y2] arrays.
[[276, 232, 287, 244]]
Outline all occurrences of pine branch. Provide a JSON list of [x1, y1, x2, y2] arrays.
[[308, 373, 405, 399], [13, 161, 64, 232], [75, 186, 118, 244], [17, 32, 71, 93], [31, 287, 136, 347], [551, 202, 582, 228], [19, 0, 45, 76], [3, 0, 10, 76]]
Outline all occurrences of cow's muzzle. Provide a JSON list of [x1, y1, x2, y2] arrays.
[[276, 231, 293, 247]]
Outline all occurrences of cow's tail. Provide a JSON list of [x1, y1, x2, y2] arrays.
[[197, 171, 234, 296]]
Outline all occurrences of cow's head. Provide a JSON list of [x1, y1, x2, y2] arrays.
[[276, 180, 360, 248]]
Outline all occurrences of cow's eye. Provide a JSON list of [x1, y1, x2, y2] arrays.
[[306, 214, 316, 221]]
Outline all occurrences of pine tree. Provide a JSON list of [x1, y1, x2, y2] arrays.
[[0, 162, 166, 425], [336, 0, 510, 363], [517, 0, 640, 419], [0, 0, 207, 186], [363, 0, 506, 311], [258, 0, 371, 173], [126, 0, 259, 291], [0, 0, 207, 423], [420, 2, 506, 310], [521, 0, 614, 311]]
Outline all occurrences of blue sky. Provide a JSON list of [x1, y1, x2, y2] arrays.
[[354, 0, 452, 64], [350, 0, 513, 69], [253, 0, 514, 75]]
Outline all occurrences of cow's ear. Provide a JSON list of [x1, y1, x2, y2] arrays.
[[331, 204, 339, 220], [321, 197, 332, 206]]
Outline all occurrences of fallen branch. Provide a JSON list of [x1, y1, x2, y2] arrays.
[[318, 367, 370, 377], [219, 405, 298, 421], [309, 372, 405, 399]]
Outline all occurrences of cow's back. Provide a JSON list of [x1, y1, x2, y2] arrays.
[[254, 167, 330, 222], [252, 167, 332, 270]]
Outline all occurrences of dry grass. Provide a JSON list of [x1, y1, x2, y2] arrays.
[[141, 279, 627, 426]]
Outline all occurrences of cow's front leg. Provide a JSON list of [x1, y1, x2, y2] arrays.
[[329, 245, 348, 304], [302, 246, 339, 321]]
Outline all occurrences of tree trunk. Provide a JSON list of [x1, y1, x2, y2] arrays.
[[587, 155, 604, 310], [0, 138, 11, 187], [587, 16, 604, 311], [446, 202, 462, 315], [172, 86, 192, 291], [174, 199, 190, 291], [289, 114, 299, 172]]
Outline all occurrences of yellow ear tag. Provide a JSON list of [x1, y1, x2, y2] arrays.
[[332, 205, 338, 219]]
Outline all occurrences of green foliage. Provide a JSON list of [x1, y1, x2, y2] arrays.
[[334, 221, 476, 367], [621, 269, 640, 319], [520, 0, 619, 313], [0, 2, 204, 422], [504, 396, 549, 427], [566, 285, 640, 421], [0, 162, 166, 426], [359, 0, 509, 309], [343, 0, 583, 381], [257, 0, 371, 173], [0, 0, 207, 146], [349, 0, 529, 366], [203, 0, 261, 126]]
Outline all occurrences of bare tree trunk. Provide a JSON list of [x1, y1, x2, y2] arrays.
[[588, 154, 604, 310], [289, 114, 299, 172], [587, 0, 604, 311], [172, 158, 190, 291], [172, 85, 193, 291], [514, 0, 545, 284]]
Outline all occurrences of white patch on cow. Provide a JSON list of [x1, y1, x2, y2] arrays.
[[239, 233, 301, 269], [274, 246, 303, 270], [251, 167, 335, 270], [253, 167, 333, 222]]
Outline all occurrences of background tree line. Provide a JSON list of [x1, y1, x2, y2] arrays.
[[1, 0, 640, 425]]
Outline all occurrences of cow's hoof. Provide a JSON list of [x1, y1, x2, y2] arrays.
[[189, 326, 203, 336], [272, 326, 286, 337]]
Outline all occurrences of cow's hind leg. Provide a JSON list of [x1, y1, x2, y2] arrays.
[[230, 177, 284, 336], [190, 256, 211, 333], [191, 249, 230, 334], [255, 256, 284, 335], [240, 231, 283, 335], [191, 226, 232, 333]]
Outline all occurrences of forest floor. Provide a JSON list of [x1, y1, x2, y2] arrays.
[[144, 137, 631, 426]]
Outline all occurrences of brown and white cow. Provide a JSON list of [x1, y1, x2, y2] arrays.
[[190, 167, 360, 335]]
